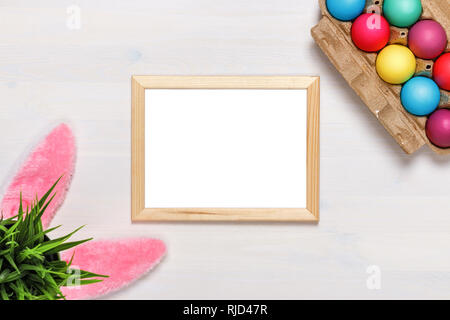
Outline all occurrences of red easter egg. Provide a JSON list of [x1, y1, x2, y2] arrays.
[[433, 53, 450, 91], [351, 13, 391, 52]]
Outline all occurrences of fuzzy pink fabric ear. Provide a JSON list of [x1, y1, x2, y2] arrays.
[[60, 238, 166, 300], [0, 124, 76, 228]]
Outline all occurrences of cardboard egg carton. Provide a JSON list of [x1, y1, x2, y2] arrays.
[[311, 0, 450, 154]]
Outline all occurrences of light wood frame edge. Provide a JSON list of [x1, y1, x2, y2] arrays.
[[131, 76, 320, 222]]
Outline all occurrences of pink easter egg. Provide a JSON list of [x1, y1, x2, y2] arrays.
[[408, 20, 447, 60], [426, 109, 450, 148]]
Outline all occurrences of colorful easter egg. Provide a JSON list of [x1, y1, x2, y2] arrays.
[[383, 0, 422, 28], [326, 0, 366, 21], [433, 53, 450, 91], [376, 45, 416, 84], [401, 77, 441, 116], [351, 13, 390, 52], [408, 20, 448, 60], [426, 109, 450, 148]]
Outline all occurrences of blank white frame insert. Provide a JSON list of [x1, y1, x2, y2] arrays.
[[145, 89, 307, 208]]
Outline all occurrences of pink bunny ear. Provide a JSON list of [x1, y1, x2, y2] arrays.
[[60, 238, 166, 300], [0, 124, 76, 228]]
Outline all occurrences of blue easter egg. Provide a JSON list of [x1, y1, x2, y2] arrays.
[[326, 0, 366, 21], [401, 77, 441, 116]]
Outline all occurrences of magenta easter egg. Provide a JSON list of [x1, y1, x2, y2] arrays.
[[426, 109, 450, 148], [408, 20, 448, 60], [351, 13, 390, 52]]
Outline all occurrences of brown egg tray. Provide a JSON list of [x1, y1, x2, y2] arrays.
[[311, 0, 450, 154]]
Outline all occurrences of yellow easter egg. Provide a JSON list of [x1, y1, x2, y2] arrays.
[[376, 45, 416, 84]]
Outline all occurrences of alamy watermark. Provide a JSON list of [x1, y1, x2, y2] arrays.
[[65, 266, 82, 289], [66, 5, 81, 30], [366, 5, 382, 30], [366, 265, 381, 290]]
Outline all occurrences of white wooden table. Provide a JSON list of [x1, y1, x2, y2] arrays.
[[0, 0, 449, 299]]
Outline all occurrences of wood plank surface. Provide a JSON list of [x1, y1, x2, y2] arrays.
[[0, 0, 449, 299]]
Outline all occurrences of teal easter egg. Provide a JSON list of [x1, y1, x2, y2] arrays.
[[326, 0, 366, 21], [383, 0, 422, 28]]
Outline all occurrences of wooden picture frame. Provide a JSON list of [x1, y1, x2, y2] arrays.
[[131, 76, 320, 222]]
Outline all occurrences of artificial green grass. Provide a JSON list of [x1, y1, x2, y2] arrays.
[[0, 178, 107, 300]]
